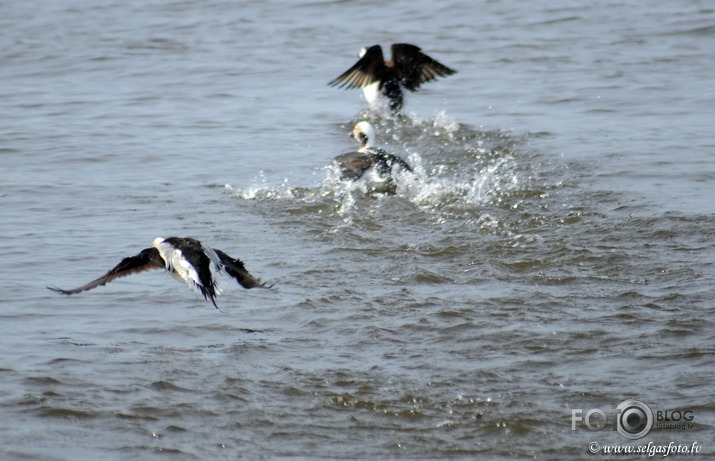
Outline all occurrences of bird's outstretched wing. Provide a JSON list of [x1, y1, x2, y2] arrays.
[[48, 248, 165, 295], [333, 152, 377, 180], [391, 43, 456, 91], [214, 249, 271, 289], [328, 45, 387, 89]]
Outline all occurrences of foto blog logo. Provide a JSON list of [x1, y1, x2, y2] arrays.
[[571, 399, 694, 440]]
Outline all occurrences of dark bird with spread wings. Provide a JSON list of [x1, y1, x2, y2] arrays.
[[328, 43, 456, 112], [48, 237, 270, 308]]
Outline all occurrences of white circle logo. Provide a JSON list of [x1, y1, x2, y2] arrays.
[[615, 399, 653, 439]]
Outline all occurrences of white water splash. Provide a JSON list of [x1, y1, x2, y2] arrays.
[[226, 112, 527, 226]]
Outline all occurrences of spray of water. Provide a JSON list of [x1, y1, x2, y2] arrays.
[[226, 111, 529, 228]]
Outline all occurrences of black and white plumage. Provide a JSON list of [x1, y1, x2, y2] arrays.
[[328, 43, 456, 112], [48, 237, 269, 308], [333, 121, 412, 191]]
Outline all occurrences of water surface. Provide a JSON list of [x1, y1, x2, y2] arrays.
[[1, 1, 714, 459]]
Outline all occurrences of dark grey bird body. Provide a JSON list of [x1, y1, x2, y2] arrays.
[[333, 121, 413, 192], [334, 147, 412, 181]]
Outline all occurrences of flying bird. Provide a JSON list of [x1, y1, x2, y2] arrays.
[[328, 43, 456, 112], [333, 121, 412, 192], [48, 237, 270, 308]]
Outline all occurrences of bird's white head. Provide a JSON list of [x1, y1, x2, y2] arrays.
[[351, 121, 375, 150], [358, 47, 368, 58], [152, 237, 165, 248]]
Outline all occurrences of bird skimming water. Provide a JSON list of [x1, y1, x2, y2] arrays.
[[48, 237, 270, 308]]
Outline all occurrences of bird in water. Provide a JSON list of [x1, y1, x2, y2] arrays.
[[328, 43, 456, 112], [333, 121, 412, 192], [48, 237, 270, 308]]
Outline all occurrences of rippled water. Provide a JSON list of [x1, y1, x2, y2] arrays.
[[1, 0, 714, 459]]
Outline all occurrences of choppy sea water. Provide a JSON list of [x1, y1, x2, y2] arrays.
[[1, 1, 714, 459]]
